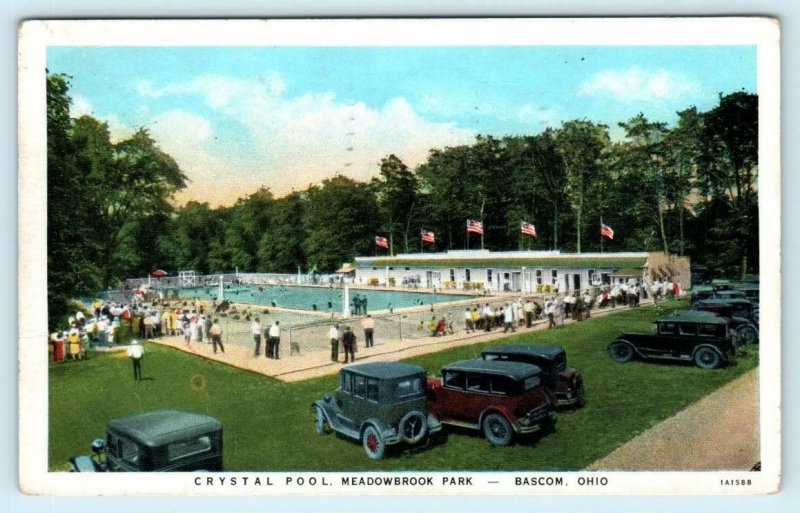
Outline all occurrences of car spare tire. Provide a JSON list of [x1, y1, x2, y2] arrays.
[[399, 410, 428, 444]]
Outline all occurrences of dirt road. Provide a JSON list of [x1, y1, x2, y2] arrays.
[[587, 368, 759, 471]]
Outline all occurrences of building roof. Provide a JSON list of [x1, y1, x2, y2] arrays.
[[481, 343, 564, 361], [442, 358, 543, 380], [106, 410, 222, 447], [358, 256, 647, 269], [344, 361, 425, 380]]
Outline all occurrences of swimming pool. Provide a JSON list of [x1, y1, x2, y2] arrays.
[[174, 285, 474, 312]]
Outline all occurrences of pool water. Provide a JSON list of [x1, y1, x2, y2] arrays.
[[175, 285, 474, 313]]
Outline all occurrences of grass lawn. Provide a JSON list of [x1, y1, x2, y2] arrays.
[[49, 301, 758, 471]]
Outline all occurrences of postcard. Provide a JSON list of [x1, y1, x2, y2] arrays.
[[18, 18, 780, 495]]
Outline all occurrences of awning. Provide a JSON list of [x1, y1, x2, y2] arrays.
[[335, 263, 355, 274]]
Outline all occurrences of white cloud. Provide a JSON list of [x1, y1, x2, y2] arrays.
[[136, 74, 476, 205], [70, 94, 94, 118], [578, 68, 699, 102]]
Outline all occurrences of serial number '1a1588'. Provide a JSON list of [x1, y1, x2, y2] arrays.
[[720, 479, 752, 486]]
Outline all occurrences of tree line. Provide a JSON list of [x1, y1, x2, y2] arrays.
[[47, 72, 758, 327]]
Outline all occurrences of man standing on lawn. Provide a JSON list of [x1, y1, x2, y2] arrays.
[[127, 340, 144, 381]]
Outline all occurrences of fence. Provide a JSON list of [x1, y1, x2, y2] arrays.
[[123, 272, 339, 291], [210, 287, 645, 357]]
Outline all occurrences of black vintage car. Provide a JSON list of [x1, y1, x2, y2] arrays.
[[607, 311, 737, 369], [313, 362, 442, 460], [480, 344, 585, 408], [691, 288, 748, 305], [70, 409, 223, 472], [693, 299, 759, 344]]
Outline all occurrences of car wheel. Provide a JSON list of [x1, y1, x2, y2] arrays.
[[399, 411, 428, 444], [314, 405, 329, 435], [608, 341, 634, 363], [737, 325, 758, 345], [482, 413, 513, 446], [694, 347, 722, 369], [362, 425, 385, 460]]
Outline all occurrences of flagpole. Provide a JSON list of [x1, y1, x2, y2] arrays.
[[600, 217, 604, 254]]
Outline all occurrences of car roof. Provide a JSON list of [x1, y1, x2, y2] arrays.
[[657, 310, 727, 324], [344, 361, 425, 380], [481, 343, 564, 360], [442, 358, 543, 380], [106, 409, 222, 447]]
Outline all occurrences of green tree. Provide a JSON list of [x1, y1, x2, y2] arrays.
[[257, 193, 307, 272], [304, 176, 380, 271], [556, 120, 610, 253], [371, 155, 419, 254], [695, 92, 759, 276], [46, 74, 102, 329]]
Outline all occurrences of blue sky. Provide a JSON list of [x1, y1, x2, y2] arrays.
[[48, 45, 756, 205]]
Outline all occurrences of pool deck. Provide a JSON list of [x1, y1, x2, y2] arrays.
[[150, 300, 651, 383]]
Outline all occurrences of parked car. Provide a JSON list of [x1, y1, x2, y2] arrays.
[[607, 310, 737, 369], [313, 362, 441, 460], [70, 409, 223, 472], [480, 344, 585, 408], [691, 288, 748, 305], [426, 359, 555, 446], [693, 299, 759, 344]]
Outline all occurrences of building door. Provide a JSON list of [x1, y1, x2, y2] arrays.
[[573, 273, 581, 291], [564, 273, 570, 292], [426, 271, 433, 288], [511, 272, 522, 292]]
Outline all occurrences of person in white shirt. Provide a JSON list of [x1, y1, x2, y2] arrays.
[[545, 299, 556, 328], [127, 340, 144, 380], [251, 317, 263, 356], [268, 321, 281, 359], [328, 324, 340, 362], [464, 308, 474, 332], [502, 303, 516, 333], [361, 315, 375, 348], [481, 303, 493, 332]]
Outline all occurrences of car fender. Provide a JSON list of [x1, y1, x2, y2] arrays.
[[478, 407, 513, 430], [360, 417, 389, 437], [312, 398, 336, 425], [608, 338, 643, 357], [731, 317, 758, 332]]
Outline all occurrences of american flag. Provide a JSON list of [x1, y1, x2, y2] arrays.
[[466, 219, 484, 235], [421, 229, 436, 243], [374, 236, 389, 249], [600, 223, 615, 240], [520, 221, 537, 237]]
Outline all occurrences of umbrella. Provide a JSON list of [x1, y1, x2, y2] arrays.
[[150, 269, 167, 277]]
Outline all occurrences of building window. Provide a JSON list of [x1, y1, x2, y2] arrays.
[[588, 269, 595, 285], [487, 269, 493, 283], [536, 270, 542, 285], [388, 267, 394, 271], [465, 269, 471, 281], [449, 269, 455, 281]]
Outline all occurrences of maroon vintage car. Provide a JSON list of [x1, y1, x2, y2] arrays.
[[426, 359, 555, 446]]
